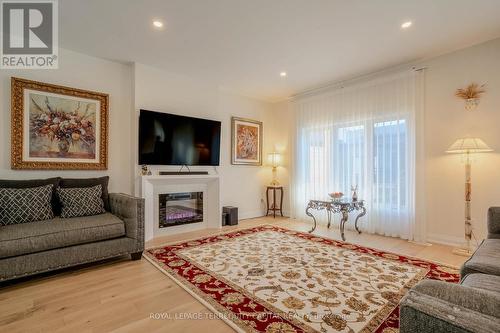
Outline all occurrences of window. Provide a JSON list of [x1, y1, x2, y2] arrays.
[[308, 119, 407, 209], [334, 124, 365, 196], [292, 71, 420, 239], [373, 120, 407, 209]]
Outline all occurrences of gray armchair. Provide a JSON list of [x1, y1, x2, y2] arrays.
[[400, 275, 500, 333], [400, 207, 500, 332], [487, 207, 500, 239], [460, 207, 500, 277]]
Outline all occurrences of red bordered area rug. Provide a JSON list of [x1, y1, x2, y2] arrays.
[[144, 225, 459, 333]]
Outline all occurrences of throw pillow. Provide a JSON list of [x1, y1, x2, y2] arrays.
[[0, 184, 55, 226], [57, 185, 106, 218], [0, 177, 60, 214], [59, 176, 110, 212]]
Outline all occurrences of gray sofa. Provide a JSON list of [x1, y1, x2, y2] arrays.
[[0, 192, 144, 282], [400, 207, 500, 332]]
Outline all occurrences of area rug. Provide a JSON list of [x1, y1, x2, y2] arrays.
[[144, 225, 459, 333]]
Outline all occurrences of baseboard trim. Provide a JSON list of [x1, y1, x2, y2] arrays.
[[426, 234, 465, 247], [239, 210, 290, 220], [238, 210, 264, 220]]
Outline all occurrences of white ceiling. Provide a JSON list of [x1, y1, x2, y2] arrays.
[[59, 0, 500, 102]]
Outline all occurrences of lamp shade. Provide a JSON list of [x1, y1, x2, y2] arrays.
[[267, 152, 281, 167], [446, 137, 493, 154]]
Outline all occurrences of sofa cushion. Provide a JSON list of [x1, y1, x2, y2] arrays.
[[461, 239, 500, 277], [0, 177, 60, 214], [58, 185, 105, 218], [0, 213, 125, 259], [462, 273, 500, 295], [59, 176, 110, 212], [0, 185, 54, 226]]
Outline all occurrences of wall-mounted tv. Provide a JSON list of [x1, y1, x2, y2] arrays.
[[138, 110, 221, 166]]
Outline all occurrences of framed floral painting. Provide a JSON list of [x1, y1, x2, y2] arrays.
[[11, 77, 108, 170], [231, 117, 262, 166]]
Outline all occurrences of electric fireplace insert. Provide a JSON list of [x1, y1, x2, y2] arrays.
[[159, 192, 203, 228]]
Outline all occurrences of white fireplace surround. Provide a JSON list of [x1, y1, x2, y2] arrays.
[[141, 175, 221, 241]]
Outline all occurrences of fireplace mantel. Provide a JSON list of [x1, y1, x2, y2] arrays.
[[141, 175, 221, 241]]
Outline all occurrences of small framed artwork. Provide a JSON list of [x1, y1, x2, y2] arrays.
[[231, 117, 263, 166], [11, 77, 109, 170]]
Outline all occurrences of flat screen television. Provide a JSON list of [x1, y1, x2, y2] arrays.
[[138, 110, 221, 166]]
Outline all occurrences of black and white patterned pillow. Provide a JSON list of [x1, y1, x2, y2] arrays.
[[0, 185, 54, 226], [57, 185, 106, 218]]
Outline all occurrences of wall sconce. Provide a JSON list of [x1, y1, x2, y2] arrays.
[[455, 83, 486, 111]]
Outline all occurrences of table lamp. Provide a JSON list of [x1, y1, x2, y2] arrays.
[[267, 152, 281, 186], [446, 137, 493, 256]]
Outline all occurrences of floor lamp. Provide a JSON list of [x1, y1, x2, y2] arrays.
[[446, 137, 493, 256]]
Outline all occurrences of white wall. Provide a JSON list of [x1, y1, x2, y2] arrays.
[[262, 100, 292, 215], [421, 38, 500, 245], [0, 48, 134, 194], [133, 63, 272, 219]]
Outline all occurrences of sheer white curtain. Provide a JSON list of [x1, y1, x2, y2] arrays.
[[290, 70, 425, 241]]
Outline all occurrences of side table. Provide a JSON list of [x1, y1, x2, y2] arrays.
[[305, 199, 366, 241], [266, 186, 283, 218]]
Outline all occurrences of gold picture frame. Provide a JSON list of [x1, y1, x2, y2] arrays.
[[231, 117, 263, 166], [11, 77, 109, 170]]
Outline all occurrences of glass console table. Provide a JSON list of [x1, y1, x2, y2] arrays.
[[306, 199, 366, 241]]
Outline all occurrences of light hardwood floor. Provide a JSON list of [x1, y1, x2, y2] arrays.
[[0, 217, 469, 333]]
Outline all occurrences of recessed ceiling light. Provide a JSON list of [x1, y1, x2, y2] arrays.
[[280, 72, 287, 77], [401, 21, 412, 29], [153, 20, 164, 28]]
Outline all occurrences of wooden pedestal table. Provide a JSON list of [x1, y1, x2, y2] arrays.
[[266, 186, 284, 218]]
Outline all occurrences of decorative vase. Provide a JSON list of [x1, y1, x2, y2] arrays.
[[141, 164, 152, 176], [58, 139, 70, 156], [351, 185, 358, 202], [465, 98, 479, 111]]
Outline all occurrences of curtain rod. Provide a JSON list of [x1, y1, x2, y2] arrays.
[[290, 65, 427, 100]]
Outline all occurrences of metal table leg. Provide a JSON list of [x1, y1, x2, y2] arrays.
[[354, 206, 366, 234], [339, 209, 349, 241], [306, 205, 317, 233]]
